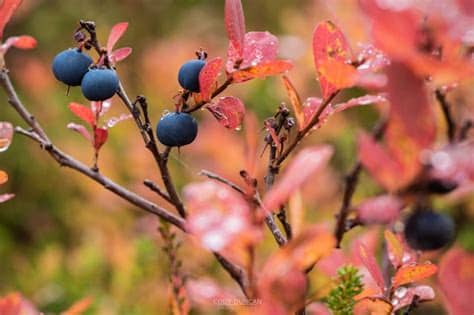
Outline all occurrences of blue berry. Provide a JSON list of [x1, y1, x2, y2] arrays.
[[52, 48, 93, 86], [404, 209, 455, 250], [156, 112, 198, 147], [81, 68, 119, 101], [178, 60, 206, 92]]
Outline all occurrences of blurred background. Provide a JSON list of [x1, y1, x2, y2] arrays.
[[0, 0, 472, 314]]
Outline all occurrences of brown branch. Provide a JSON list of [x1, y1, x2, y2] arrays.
[[144, 179, 172, 203], [213, 252, 250, 298], [334, 120, 387, 247], [199, 169, 246, 195], [435, 88, 456, 142]]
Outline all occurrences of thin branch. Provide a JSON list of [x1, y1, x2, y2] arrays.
[[277, 207, 292, 240], [334, 120, 387, 247], [144, 179, 172, 203], [200, 169, 246, 195], [459, 120, 473, 141], [435, 88, 456, 142], [213, 252, 250, 298]]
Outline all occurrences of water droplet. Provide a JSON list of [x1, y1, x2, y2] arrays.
[[162, 110, 170, 116], [0, 122, 13, 153], [391, 298, 399, 306], [395, 286, 408, 298], [234, 126, 242, 131], [402, 253, 411, 263]]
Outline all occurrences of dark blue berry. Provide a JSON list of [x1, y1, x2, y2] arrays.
[[156, 112, 198, 147], [81, 68, 119, 101], [52, 48, 93, 86], [404, 209, 455, 250], [178, 60, 206, 92]]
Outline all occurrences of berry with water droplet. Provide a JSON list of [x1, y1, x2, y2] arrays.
[[178, 60, 206, 92], [404, 209, 455, 250], [52, 48, 93, 86], [156, 112, 198, 147]]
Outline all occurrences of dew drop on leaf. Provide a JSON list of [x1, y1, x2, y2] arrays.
[[394, 286, 408, 298], [0, 122, 14, 153]]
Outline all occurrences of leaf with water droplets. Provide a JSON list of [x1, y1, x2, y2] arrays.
[[225, 0, 245, 62], [354, 297, 392, 315], [206, 96, 245, 129], [105, 113, 132, 128], [232, 59, 293, 82], [384, 230, 404, 268], [313, 20, 352, 99], [392, 285, 435, 312], [199, 57, 223, 101], [392, 263, 437, 288], [0, 121, 13, 152]]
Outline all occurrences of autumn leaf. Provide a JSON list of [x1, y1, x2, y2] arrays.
[[356, 195, 403, 225], [67, 123, 92, 142], [0, 170, 7, 185], [313, 20, 353, 98], [93, 127, 108, 151], [206, 96, 245, 129], [392, 285, 435, 312], [225, 0, 245, 60], [0, 0, 22, 40], [384, 230, 404, 269], [232, 60, 293, 82], [68, 102, 96, 127], [61, 297, 93, 315], [392, 263, 437, 288], [282, 75, 304, 129], [357, 243, 386, 293], [199, 57, 223, 101], [109, 47, 132, 64], [106, 22, 128, 53], [263, 145, 333, 211], [0, 292, 38, 315], [2, 35, 36, 51], [0, 121, 13, 152], [353, 297, 392, 315]]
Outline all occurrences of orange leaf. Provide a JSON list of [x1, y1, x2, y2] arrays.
[[392, 262, 437, 288], [106, 22, 128, 52], [207, 96, 245, 129], [199, 57, 223, 101], [3, 35, 37, 50], [358, 243, 386, 293], [68, 102, 95, 127], [354, 297, 392, 315], [263, 145, 333, 211], [313, 20, 352, 98], [232, 60, 293, 82], [62, 297, 93, 315], [0, 170, 8, 185], [282, 75, 304, 130], [384, 230, 404, 268]]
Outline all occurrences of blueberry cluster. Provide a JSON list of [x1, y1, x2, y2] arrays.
[[154, 59, 207, 147], [52, 48, 119, 101]]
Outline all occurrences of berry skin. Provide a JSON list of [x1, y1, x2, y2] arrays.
[[156, 112, 198, 147], [52, 48, 93, 86], [177, 60, 206, 92], [404, 209, 455, 251], [81, 68, 119, 101]]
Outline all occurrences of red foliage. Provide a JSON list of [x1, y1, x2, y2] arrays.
[[206, 96, 245, 129], [0, 0, 22, 39], [198, 57, 223, 101], [225, 0, 245, 60]]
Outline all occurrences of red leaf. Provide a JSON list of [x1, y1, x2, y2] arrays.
[[109, 47, 132, 64], [282, 75, 304, 130], [357, 243, 386, 293], [67, 122, 92, 142], [302, 97, 324, 130], [0, 121, 13, 152], [0, 0, 22, 40], [0, 193, 14, 203], [358, 132, 405, 192], [206, 96, 245, 129], [263, 145, 333, 211], [0, 170, 7, 185], [392, 285, 435, 312], [105, 113, 132, 128], [356, 195, 403, 225], [0, 292, 38, 315], [106, 22, 128, 53], [312, 20, 352, 99], [232, 59, 293, 82], [198, 57, 223, 101], [332, 94, 387, 113], [392, 263, 437, 288], [438, 247, 474, 315], [68, 102, 95, 127], [384, 230, 404, 269], [93, 127, 108, 151], [2, 35, 36, 51], [227, 31, 279, 73], [225, 0, 245, 61]]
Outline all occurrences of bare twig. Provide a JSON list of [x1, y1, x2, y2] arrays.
[[435, 88, 456, 142], [199, 169, 246, 195], [144, 179, 172, 203], [334, 120, 387, 247], [213, 252, 250, 298], [277, 206, 292, 240]]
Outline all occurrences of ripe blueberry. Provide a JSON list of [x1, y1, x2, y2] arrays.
[[52, 48, 93, 86], [81, 68, 119, 101], [156, 112, 198, 147], [177, 60, 206, 92], [404, 209, 455, 251]]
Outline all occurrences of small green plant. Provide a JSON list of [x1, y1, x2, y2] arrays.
[[325, 265, 364, 315]]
